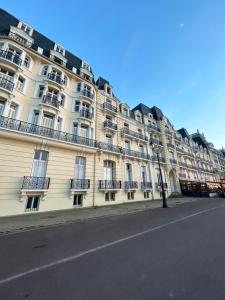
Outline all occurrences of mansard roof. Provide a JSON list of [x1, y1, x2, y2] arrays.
[[0, 8, 93, 77]]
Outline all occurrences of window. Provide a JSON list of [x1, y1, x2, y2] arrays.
[[104, 161, 115, 181], [55, 44, 65, 55], [42, 113, 54, 128], [144, 191, 150, 199], [32, 150, 48, 177], [73, 194, 83, 207], [75, 157, 86, 180], [32, 110, 39, 125], [123, 107, 128, 117], [77, 82, 82, 92], [60, 94, 65, 107], [16, 76, 25, 92], [82, 61, 90, 71], [74, 101, 80, 112], [136, 114, 142, 123], [56, 116, 62, 131], [0, 100, 5, 116], [141, 166, 147, 182], [125, 140, 130, 150], [72, 122, 78, 135], [37, 85, 45, 98], [124, 123, 129, 128], [107, 87, 111, 94], [0, 42, 4, 49], [20, 22, 32, 35], [80, 124, 89, 138], [26, 196, 40, 211], [105, 192, 115, 201], [42, 66, 48, 76], [8, 103, 17, 119], [24, 56, 31, 69], [127, 191, 134, 200], [126, 163, 133, 181], [106, 135, 113, 145]]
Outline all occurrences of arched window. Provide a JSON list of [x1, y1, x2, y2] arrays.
[[41, 65, 49, 76], [24, 55, 31, 69]]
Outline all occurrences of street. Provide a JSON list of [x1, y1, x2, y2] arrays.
[[0, 198, 225, 299]]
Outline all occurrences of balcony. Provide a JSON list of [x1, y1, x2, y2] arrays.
[[122, 148, 150, 160], [176, 147, 184, 153], [121, 127, 148, 141], [124, 181, 138, 189], [79, 108, 93, 120], [103, 120, 117, 131], [179, 173, 187, 179], [80, 89, 94, 100], [71, 179, 90, 190], [98, 141, 122, 154], [150, 138, 163, 146], [179, 162, 188, 168], [151, 155, 166, 163], [0, 76, 14, 93], [8, 32, 33, 48], [103, 102, 117, 113], [141, 182, 153, 190], [0, 115, 97, 148], [167, 142, 175, 149], [147, 123, 160, 132], [170, 158, 177, 165], [47, 72, 65, 86], [99, 180, 122, 190], [183, 151, 194, 158], [22, 176, 50, 190], [42, 94, 60, 109], [155, 182, 168, 190], [0, 49, 22, 67]]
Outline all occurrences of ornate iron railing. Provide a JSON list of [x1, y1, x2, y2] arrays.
[[42, 94, 60, 108], [47, 73, 65, 85], [141, 182, 153, 190], [8, 32, 33, 48], [71, 179, 90, 189], [0, 115, 97, 148], [103, 120, 117, 130], [81, 89, 94, 99], [0, 77, 14, 92], [151, 155, 166, 163], [80, 108, 93, 119], [0, 49, 22, 66], [22, 176, 50, 190], [150, 138, 163, 146], [103, 102, 117, 113], [99, 180, 122, 189], [147, 124, 161, 132], [121, 127, 148, 141], [124, 181, 138, 189]]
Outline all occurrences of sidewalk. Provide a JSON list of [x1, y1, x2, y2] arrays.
[[0, 197, 209, 235]]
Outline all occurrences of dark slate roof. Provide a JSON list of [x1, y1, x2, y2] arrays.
[[0, 8, 92, 76], [96, 77, 110, 90], [191, 132, 208, 148], [177, 128, 190, 139], [132, 103, 164, 121]]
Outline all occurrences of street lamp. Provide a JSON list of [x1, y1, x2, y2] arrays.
[[151, 143, 168, 208]]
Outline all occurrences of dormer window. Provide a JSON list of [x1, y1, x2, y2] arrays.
[[18, 22, 33, 36], [107, 87, 111, 95], [54, 44, 65, 56], [122, 107, 129, 117], [82, 61, 90, 71], [136, 114, 142, 123]]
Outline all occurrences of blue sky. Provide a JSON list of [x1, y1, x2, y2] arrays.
[[1, 0, 225, 148]]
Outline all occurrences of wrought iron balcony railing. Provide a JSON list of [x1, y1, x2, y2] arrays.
[[79, 108, 93, 120], [176, 147, 184, 153], [80, 89, 94, 99], [179, 173, 187, 179], [147, 123, 161, 132], [47, 73, 65, 85], [22, 176, 50, 190], [122, 148, 150, 160], [42, 94, 60, 108], [8, 32, 33, 48], [103, 102, 117, 113], [0, 115, 97, 148], [141, 182, 153, 190], [0, 77, 14, 92], [121, 127, 148, 141], [0, 49, 22, 66], [170, 158, 177, 164], [155, 182, 168, 190], [149, 138, 163, 146], [151, 155, 166, 163], [99, 180, 122, 190], [103, 120, 117, 130], [124, 181, 138, 189], [98, 141, 122, 154], [71, 179, 90, 189]]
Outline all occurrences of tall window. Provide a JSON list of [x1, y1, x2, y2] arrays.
[[0, 100, 5, 116], [37, 85, 45, 98], [24, 56, 31, 69], [104, 161, 115, 181], [72, 122, 78, 135], [106, 134, 113, 145], [8, 103, 17, 119], [141, 166, 147, 183], [32, 150, 48, 177], [32, 110, 39, 125], [126, 163, 132, 181], [75, 101, 80, 112], [41, 66, 48, 76], [73, 194, 83, 207], [26, 196, 40, 212], [42, 113, 54, 128], [75, 157, 86, 180], [80, 124, 89, 138], [125, 140, 130, 150]]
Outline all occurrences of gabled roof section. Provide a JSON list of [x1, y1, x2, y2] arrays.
[[131, 103, 164, 121], [0, 8, 92, 76], [191, 132, 208, 148], [177, 128, 190, 139], [96, 77, 110, 90]]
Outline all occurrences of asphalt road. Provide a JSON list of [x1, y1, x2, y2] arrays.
[[0, 198, 225, 300]]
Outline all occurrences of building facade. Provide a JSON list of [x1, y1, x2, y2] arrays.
[[0, 8, 224, 216]]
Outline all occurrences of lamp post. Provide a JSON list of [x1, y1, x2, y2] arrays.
[[151, 143, 168, 208]]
